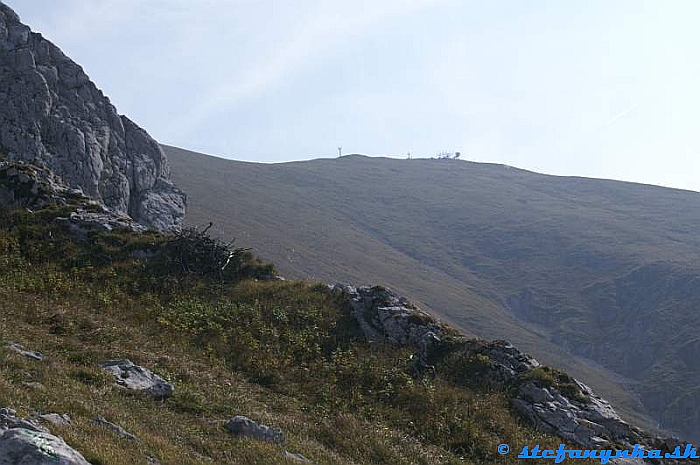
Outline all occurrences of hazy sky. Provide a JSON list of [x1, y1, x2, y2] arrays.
[[9, 0, 700, 191]]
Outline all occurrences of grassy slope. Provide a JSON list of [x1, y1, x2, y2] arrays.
[[0, 204, 599, 465], [165, 145, 700, 441]]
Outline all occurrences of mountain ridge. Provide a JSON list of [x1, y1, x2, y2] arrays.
[[179, 149, 699, 194]]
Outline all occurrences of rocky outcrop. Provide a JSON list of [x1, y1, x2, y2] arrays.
[[0, 161, 79, 210], [101, 359, 174, 400], [461, 339, 541, 382], [0, 2, 185, 231], [1, 160, 147, 239], [55, 207, 146, 240], [0, 408, 89, 464], [332, 284, 687, 463], [437, 336, 647, 449], [331, 284, 450, 344], [514, 380, 644, 449], [224, 416, 284, 444]]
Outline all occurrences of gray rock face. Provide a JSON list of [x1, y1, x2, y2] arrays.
[[224, 416, 284, 444], [463, 339, 541, 383], [0, 2, 185, 232], [0, 429, 90, 465], [100, 359, 174, 400], [0, 408, 89, 465]]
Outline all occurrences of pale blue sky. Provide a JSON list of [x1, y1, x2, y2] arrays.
[[9, 0, 700, 191]]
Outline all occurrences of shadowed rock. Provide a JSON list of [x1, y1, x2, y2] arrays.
[[55, 207, 145, 241], [1, 160, 147, 240]]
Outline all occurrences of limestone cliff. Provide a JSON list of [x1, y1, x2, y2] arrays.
[[0, 2, 185, 231]]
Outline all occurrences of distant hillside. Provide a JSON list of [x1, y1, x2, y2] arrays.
[[166, 144, 700, 442]]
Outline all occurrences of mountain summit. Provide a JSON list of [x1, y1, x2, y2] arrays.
[[0, 2, 185, 231]]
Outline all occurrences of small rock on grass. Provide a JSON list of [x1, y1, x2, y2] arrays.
[[100, 359, 174, 400], [224, 415, 284, 444], [6, 342, 43, 361], [21, 381, 46, 391], [283, 450, 312, 463], [34, 412, 72, 427], [92, 416, 139, 442]]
